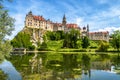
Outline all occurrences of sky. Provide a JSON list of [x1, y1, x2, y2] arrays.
[[3, 0, 120, 39]]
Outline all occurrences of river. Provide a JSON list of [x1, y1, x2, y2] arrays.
[[0, 52, 120, 80]]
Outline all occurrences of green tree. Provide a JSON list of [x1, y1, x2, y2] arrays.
[[111, 30, 120, 51], [98, 41, 109, 52], [11, 32, 34, 50], [81, 36, 90, 48], [63, 29, 80, 48], [46, 31, 65, 41], [0, 0, 14, 59]]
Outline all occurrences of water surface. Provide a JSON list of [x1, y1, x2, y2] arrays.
[[0, 52, 120, 80]]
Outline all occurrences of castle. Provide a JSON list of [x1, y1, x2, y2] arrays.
[[24, 11, 109, 44]]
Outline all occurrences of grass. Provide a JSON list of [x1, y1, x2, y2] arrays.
[[38, 40, 120, 53], [47, 40, 63, 51]]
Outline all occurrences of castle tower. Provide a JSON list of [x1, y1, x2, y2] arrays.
[[87, 24, 89, 37], [62, 14, 67, 32], [62, 14, 67, 25], [28, 11, 32, 15], [25, 11, 33, 28]]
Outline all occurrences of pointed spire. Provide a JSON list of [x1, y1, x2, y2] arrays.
[[62, 14, 67, 25], [87, 24, 89, 37], [87, 24, 89, 32], [63, 14, 66, 20]]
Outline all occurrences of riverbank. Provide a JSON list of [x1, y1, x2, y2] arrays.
[[11, 48, 120, 55]]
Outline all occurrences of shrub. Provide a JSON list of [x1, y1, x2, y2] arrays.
[[98, 41, 109, 52], [37, 42, 48, 51], [28, 45, 35, 51]]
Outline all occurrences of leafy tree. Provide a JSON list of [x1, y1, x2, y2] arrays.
[[37, 34, 48, 51], [98, 41, 109, 52], [11, 32, 34, 50], [63, 29, 80, 48], [46, 31, 65, 41], [37, 42, 48, 51], [0, 0, 14, 59], [111, 30, 120, 51], [89, 40, 98, 49], [81, 36, 90, 48]]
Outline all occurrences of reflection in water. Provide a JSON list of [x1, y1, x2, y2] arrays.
[[63, 54, 81, 79], [29, 53, 42, 73], [82, 54, 91, 78], [0, 60, 22, 80], [2, 52, 120, 80]]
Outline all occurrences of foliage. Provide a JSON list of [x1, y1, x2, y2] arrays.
[[111, 30, 120, 51], [11, 32, 33, 49], [81, 36, 90, 48], [46, 31, 65, 41], [37, 42, 48, 51], [98, 41, 109, 52], [47, 40, 63, 51], [0, 70, 7, 80], [0, 0, 14, 60], [0, 41, 12, 58], [63, 29, 80, 48], [28, 45, 35, 51], [89, 40, 98, 49], [76, 39, 82, 48], [0, 1, 14, 41]]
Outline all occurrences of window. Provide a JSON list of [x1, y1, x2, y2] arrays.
[[104, 35, 107, 37]]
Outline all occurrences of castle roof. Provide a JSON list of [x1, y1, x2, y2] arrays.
[[33, 15, 45, 21], [66, 24, 78, 28]]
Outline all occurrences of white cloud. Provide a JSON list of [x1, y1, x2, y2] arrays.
[[4, 0, 120, 39], [98, 27, 120, 34], [76, 17, 84, 26], [8, 13, 25, 39]]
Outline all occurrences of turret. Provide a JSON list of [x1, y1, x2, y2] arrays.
[[62, 14, 67, 25], [28, 11, 32, 15], [87, 24, 89, 32], [87, 24, 89, 37]]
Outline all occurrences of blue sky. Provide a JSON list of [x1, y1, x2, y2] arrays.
[[3, 0, 120, 39]]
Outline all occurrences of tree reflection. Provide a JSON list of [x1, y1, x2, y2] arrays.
[[81, 54, 91, 77], [112, 53, 120, 74], [62, 54, 82, 79], [8, 52, 120, 80], [91, 54, 111, 70]]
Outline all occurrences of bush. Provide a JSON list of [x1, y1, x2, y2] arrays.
[[28, 45, 35, 51], [89, 40, 98, 49], [37, 42, 48, 51], [97, 41, 109, 52]]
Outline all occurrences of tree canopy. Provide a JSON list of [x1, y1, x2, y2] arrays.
[[0, 0, 14, 59], [0, 0, 14, 41], [81, 36, 90, 48], [63, 29, 80, 48], [111, 30, 120, 51], [11, 32, 34, 50]]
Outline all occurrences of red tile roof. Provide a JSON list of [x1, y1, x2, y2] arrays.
[[33, 15, 45, 21], [66, 24, 78, 28]]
